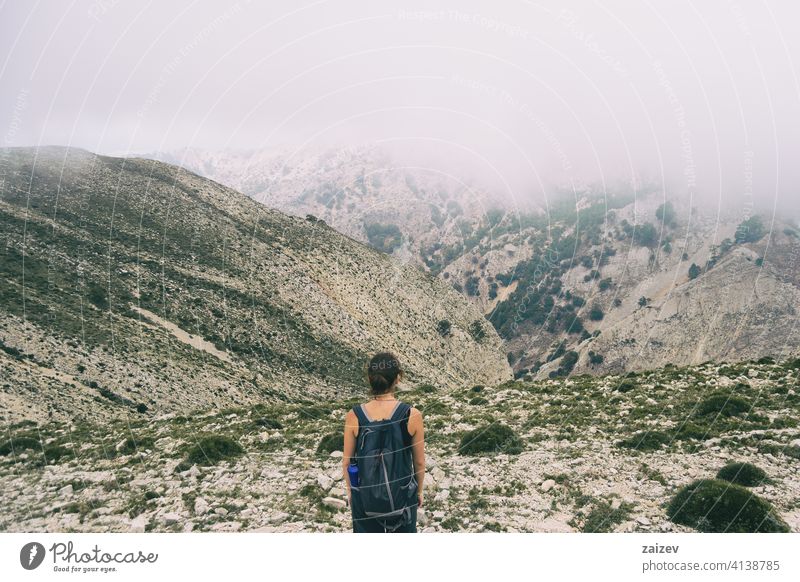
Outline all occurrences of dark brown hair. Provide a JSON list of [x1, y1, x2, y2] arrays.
[[366, 352, 402, 395]]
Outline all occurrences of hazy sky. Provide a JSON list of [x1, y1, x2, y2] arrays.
[[1, 0, 799, 213]]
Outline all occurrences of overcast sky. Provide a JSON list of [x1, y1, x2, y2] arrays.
[[1, 0, 799, 213]]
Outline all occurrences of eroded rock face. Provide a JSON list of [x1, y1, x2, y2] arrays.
[[569, 244, 800, 376], [0, 146, 511, 424]]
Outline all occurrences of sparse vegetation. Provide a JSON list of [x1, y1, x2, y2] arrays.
[[185, 435, 244, 466], [0, 436, 41, 456], [316, 432, 344, 455], [617, 431, 671, 451], [254, 417, 283, 430]]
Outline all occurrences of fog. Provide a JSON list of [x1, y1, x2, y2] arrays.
[[1, 0, 799, 215]]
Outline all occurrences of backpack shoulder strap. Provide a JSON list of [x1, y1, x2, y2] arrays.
[[352, 404, 370, 427], [391, 401, 411, 422]]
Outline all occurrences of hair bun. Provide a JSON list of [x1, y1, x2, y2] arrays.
[[366, 352, 402, 395]]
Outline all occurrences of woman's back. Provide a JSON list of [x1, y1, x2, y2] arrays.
[[360, 398, 403, 422], [343, 352, 425, 533]]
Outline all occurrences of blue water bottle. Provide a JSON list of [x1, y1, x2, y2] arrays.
[[347, 460, 359, 487]]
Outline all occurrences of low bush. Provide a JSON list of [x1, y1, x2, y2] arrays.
[[667, 479, 789, 532], [0, 436, 40, 456], [615, 379, 636, 393], [469, 396, 488, 406], [617, 431, 671, 452], [581, 500, 631, 533], [254, 417, 283, 430], [695, 393, 749, 417], [186, 435, 244, 466], [716, 462, 769, 487], [458, 424, 524, 455], [674, 421, 711, 441], [41, 445, 73, 464], [316, 432, 344, 455]]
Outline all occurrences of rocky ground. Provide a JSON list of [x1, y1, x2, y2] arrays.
[[2, 359, 798, 533]]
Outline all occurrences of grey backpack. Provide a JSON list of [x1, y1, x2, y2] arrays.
[[351, 401, 417, 531]]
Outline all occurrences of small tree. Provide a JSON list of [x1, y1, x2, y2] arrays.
[[633, 223, 658, 247], [734, 216, 766, 244], [589, 304, 604, 321], [688, 263, 701, 280], [656, 202, 677, 227], [469, 320, 486, 342], [437, 320, 452, 337], [638, 296, 650, 307]]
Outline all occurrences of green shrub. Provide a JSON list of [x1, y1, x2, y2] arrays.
[[458, 424, 524, 455], [667, 479, 788, 532], [734, 216, 766, 244], [364, 222, 402, 253], [696, 393, 749, 417], [469, 320, 487, 342], [469, 396, 488, 405], [716, 462, 769, 487], [186, 435, 244, 466], [416, 383, 436, 394], [316, 432, 344, 455], [674, 421, 711, 441], [471, 385, 484, 393], [0, 436, 40, 456], [298, 405, 331, 419], [589, 305, 604, 321], [254, 417, 283, 430], [617, 431, 671, 452], [615, 379, 636, 393], [419, 400, 446, 415], [42, 445, 73, 464], [581, 500, 631, 533]]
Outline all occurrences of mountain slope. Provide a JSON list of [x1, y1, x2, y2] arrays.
[[0, 146, 511, 423], [149, 146, 800, 377]]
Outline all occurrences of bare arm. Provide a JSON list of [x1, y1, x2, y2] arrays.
[[342, 410, 358, 503], [408, 407, 425, 507]]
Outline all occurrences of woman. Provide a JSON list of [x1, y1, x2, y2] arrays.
[[342, 352, 425, 533]]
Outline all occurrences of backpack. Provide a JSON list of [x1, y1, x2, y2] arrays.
[[351, 401, 417, 531]]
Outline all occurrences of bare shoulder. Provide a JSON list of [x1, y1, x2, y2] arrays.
[[344, 409, 358, 429], [409, 406, 423, 419]]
